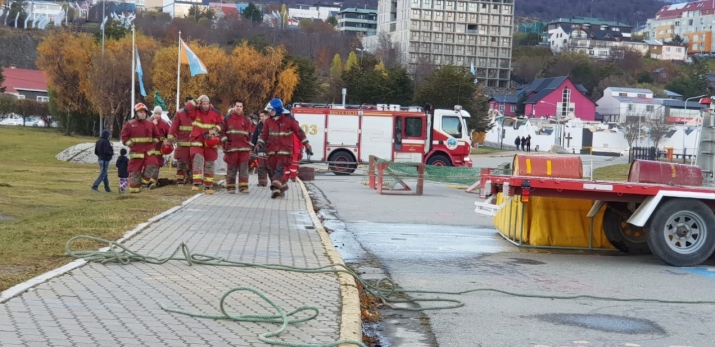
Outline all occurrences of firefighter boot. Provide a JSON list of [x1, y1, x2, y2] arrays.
[[191, 185, 200, 192], [239, 187, 249, 194], [204, 187, 215, 195], [271, 189, 281, 199]]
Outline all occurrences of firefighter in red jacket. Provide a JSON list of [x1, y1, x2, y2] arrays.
[[256, 98, 311, 199], [167, 97, 194, 184], [222, 101, 253, 194], [149, 106, 171, 185], [285, 123, 304, 182], [251, 110, 270, 187], [120, 103, 160, 193], [185, 95, 224, 194]]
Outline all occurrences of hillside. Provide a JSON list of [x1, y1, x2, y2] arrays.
[[514, 0, 666, 26], [0, 28, 47, 70]]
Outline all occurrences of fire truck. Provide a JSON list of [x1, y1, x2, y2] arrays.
[[290, 103, 473, 175]]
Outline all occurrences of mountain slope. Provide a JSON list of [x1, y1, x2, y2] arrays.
[[514, 0, 668, 25]]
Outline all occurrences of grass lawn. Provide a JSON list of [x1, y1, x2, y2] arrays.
[[0, 126, 195, 291], [471, 145, 506, 155], [592, 163, 631, 181]]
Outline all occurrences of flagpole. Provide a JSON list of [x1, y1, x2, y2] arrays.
[[131, 25, 136, 115], [176, 31, 181, 113]]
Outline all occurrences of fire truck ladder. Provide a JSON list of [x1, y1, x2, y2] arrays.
[[696, 104, 715, 186]]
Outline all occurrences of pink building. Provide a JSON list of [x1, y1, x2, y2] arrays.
[[521, 76, 597, 121], [488, 95, 519, 117]]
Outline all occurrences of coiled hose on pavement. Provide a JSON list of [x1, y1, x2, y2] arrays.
[[66, 235, 715, 347]]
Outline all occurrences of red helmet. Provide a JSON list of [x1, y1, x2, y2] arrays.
[[134, 103, 149, 113], [160, 143, 174, 155], [204, 134, 220, 148]]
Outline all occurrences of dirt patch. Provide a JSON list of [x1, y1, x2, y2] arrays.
[[0, 265, 33, 276]]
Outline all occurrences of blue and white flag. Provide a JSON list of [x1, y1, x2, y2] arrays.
[[135, 49, 147, 97], [180, 38, 208, 77]]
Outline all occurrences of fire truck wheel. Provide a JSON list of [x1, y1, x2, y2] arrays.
[[426, 154, 452, 166], [602, 203, 650, 254], [328, 150, 356, 175], [646, 198, 715, 267]]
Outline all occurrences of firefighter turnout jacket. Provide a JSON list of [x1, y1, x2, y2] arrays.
[[121, 118, 160, 159], [258, 115, 309, 156], [150, 119, 171, 156], [222, 112, 253, 153], [185, 102, 224, 147], [168, 108, 193, 147]]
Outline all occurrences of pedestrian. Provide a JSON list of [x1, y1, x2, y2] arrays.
[[222, 101, 253, 194], [184, 95, 224, 194], [148, 106, 170, 187], [121, 103, 160, 194], [256, 98, 312, 199], [526, 135, 532, 153], [252, 110, 270, 187], [283, 110, 304, 183], [514, 136, 521, 151], [116, 148, 129, 194], [92, 129, 114, 192], [168, 97, 194, 185], [521, 136, 526, 151]]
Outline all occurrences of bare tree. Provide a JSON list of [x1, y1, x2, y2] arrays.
[[621, 112, 642, 148], [13, 99, 42, 126], [648, 115, 672, 150], [374, 32, 402, 68], [411, 55, 436, 92]]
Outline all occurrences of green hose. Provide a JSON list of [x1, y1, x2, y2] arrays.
[[66, 235, 715, 346]]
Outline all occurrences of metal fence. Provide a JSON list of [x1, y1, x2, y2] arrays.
[[628, 146, 656, 163]]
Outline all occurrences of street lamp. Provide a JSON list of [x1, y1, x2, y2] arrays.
[[683, 94, 707, 160], [355, 47, 366, 64], [540, 100, 561, 145]]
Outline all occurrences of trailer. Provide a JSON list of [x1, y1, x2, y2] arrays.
[[290, 103, 473, 175], [474, 155, 715, 267]]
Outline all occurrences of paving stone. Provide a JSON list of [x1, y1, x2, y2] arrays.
[[0, 177, 342, 346]]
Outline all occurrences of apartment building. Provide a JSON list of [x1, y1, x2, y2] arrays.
[[366, 0, 514, 88], [337, 8, 377, 36], [547, 17, 632, 53], [646, 0, 715, 54]]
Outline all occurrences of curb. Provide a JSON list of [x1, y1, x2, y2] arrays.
[[0, 193, 203, 304], [297, 179, 362, 347]]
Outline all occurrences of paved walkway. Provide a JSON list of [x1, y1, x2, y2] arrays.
[[0, 177, 359, 346]]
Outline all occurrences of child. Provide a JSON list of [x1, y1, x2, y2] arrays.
[[116, 148, 129, 194]]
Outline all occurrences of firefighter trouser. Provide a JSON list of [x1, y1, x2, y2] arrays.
[[285, 150, 301, 180], [174, 146, 192, 184], [141, 155, 159, 187], [257, 156, 269, 186], [224, 151, 251, 191], [267, 155, 292, 193], [191, 147, 218, 188], [150, 154, 164, 182], [128, 155, 157, 193]]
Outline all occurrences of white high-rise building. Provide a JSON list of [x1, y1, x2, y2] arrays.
[[366, 0, 514, 88]]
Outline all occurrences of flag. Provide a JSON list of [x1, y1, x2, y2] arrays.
[[179, 39, 208, 77], [135, 49, 147, 97], [100, 15, 109, 30], [470, 61, 478, 84]]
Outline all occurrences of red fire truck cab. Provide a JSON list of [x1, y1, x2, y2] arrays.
[[291, 103, 473, 175]]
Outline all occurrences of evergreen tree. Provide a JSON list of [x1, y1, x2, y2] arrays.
[[329, 54, 343, 79], [345, 52, 359, 71], [242, 3, 263, 23]]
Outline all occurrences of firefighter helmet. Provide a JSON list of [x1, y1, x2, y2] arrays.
[[160, 143, 174, 155], [134, 103, 149, 113], [204, 133, 220, 147]]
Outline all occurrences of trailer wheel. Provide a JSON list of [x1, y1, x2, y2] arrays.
[[427, 154, 452, 166], [602, 203, 650, 254], [328, 150, 357, 175], [646, 198, 715, 267]]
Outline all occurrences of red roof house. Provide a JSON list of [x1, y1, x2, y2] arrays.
[[2, 66, 49, 102]]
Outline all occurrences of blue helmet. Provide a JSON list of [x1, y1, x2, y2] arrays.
[[269, 98, 284, 115]]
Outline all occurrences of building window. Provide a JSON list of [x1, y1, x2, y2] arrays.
[[498, 104, 505, 112], [37, 96, 49, 102], [637, 93, 646, 98], [618, 93, 627, 97], [646, 105, 655, 112], [510, 106, 515, 112], [561, 87, 571, 117], [628, 104, 634, 111]]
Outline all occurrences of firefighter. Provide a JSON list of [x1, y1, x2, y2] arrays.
[[222, 102, 253, 194], [256, 98, 311, 199], [251, 110, 270, 187], [167, 97, 194, 185], [120, 103, 160, 194], [149, 106, 170, 185], [185, 95, 224, 194], [286, 118, 304, 182]]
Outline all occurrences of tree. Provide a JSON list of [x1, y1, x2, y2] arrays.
[[374, 32, 402, 68], [341, 56, 391, 104], [540, 52, 600, 95], [8, 1, 27, 28], [13, 99, 42, 126], [345, 51, 359, 71], [0, 66, 4, 93], [386, 66, 414, 106], [0, 95, 16, 117], [288, 56, 319, 102], [414, 65, 490, 132], [671, 35, 684, 44], [36, 30, 96, 135], [34, 101, 52, 128], [329, 54, 343, 79], [242, 3, 263, 23], [94, 20, 131, 42], [326, 16, 337, 27], [620, 113, 642, 148], [665, 62, 709, 99], [648, 116, 671, 150], [188, 5, 215, 20]]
